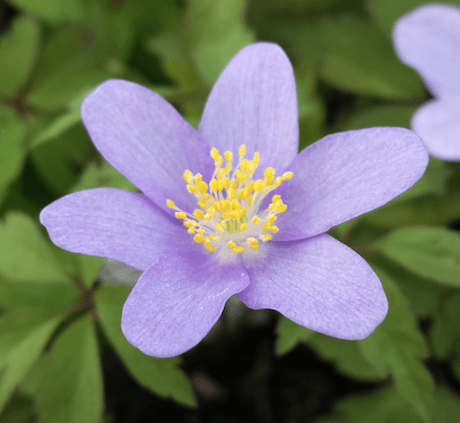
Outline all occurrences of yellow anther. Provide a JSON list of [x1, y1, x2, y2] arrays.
[[270, 226, 279, 233], [276, 204, 288, 213], [210, 147, 219, 161], [232, 246, 244, 254], [247, 195, 254, 207], [225, 151, 233, 162], [209, 234, 220, 242], [239, 145, 246, 157], [227, 240, 236, 249], [220, 199, 231, 212], [198, 200, 207, 209], [193, 234, 204, 243], [212, 201, 221, 212], [204, 243, 217, 252], [282, 171, 294, 180], [254, 180, 264, 192], [184, 220, 194, 228], [194, 174, 202, 184], [273, 177, 282, 188], [187, 184, 197, 194], [262, 227, 270, 233], [260, 234, 272, 242], [241, 160, 249, 172], [253, 152, 260, 164], [264, 167, 274, 179], [266, 215, 277, 225], [175, 212, 187, 219], [239, 207, 247, 218], [216, 180, 224, 191], [231, 199, 241, 209], [247, 237, 259, 250], [210, 179, 218, 192], [217, 155, 223, 167], [252, 216, 260, 225], [183, 170, 193, 184], [229, 210, 240, 219], [193, 209, 205, 220], [240, 223, 247, 231], [248, 162, 257, 174], [216, 223, 225, 234], [223, 177, 230, 189], [272, 195, 281, 202], [197, 181, 207, 194], [166, 199, 176, 208]]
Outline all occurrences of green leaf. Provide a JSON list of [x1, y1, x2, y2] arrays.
[[343, 105, 416, 130], [316, 385, 422, 423], [275, 316, 314, 355], [310, 334, 388, 382], [0, 393, 35, 423], [186, 0, 255, 86], [359, 266, 433, 422], [36, 315, 103, 423], [0, 312, 61, 413], [374, 226, 460, 286], [0, 16, 40, 97], [8, 0, 85, 25], [30, 124, 95, 195], [429, 293, 460, 359], [94, 285, 197, 407], [432, 385, 460, 423], [318, 16, 425, 99], [365, 254, 446, 319], [0, 212, 70, 284], [0, 106, 27, 202], [26, 25, 111, 111], [72, 161, 137, 193]]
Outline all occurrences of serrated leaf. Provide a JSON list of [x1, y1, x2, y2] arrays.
[[359, 266, 433, 422], [374, 227, 460, 286], [186, 0, 255, 86], [310, 334, 388, 382], [0, 106, 27, 201], [0, 212, 69, 284], [8, 0, 85, 25], [275, 316, 314, 355], [0, 16, 40, 97], [36, 315, 103, 423], [0, 313, 61, 413], [94, 285, 196, 407]]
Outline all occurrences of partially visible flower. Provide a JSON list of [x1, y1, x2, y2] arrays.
[[40, 43, 428, 358], [393, 3, 460, 161]]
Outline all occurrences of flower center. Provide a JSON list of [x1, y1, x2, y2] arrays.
[[166, 145, 293, 256]]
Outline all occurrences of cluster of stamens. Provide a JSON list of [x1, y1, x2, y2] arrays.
[[166, 145, 293, 256]]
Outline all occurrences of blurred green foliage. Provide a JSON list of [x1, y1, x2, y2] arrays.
[[1, 0, 460, 422]]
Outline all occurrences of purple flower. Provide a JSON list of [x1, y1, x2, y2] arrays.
[[40, 43, 428, 358], [393, 3, 460, 161]]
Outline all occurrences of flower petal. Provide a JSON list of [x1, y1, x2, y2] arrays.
[[121, 253, 250, 357], [239, 235, 388, 340], [412, 97, 460, 161], [81, 79, 213, 213], [393, 4, 460, 98], [198, 43, 298, 175], [275, 127, 428, 241], [40, 188, 194, 271]]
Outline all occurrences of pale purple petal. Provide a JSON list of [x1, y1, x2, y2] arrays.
[[81, 79, 213, 213], [412, 97, 460, 161], [274, 127, 428, 241], [198, 43, 298, 176], [122, 253, 250, 357], [393, 4, 460, 98], [40, 188, 196, 271], [239, 235, 388, 339]]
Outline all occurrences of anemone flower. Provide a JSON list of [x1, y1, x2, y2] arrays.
[[393, 3, 460, 161], [40, 43, 428, 357]]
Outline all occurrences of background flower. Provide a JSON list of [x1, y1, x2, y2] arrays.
[[393, 3, 460, 161]]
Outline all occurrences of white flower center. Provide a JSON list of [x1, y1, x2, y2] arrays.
[[166, 144, 293, 258]]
